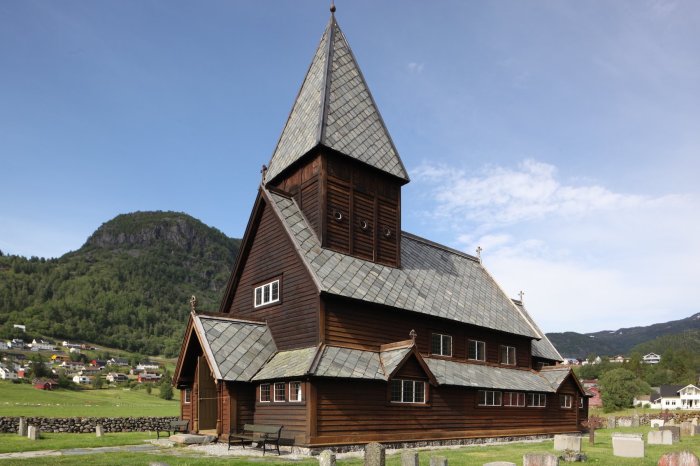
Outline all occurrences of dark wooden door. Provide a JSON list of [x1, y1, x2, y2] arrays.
[[197, 356, 217, 430]]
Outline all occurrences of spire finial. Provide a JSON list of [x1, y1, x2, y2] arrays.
[[518, 290, 525, 303], [330, 0, 336, 14], [190, 295, 197, 313], [409, 329, 417, 342], [476, 246, 482, 263]]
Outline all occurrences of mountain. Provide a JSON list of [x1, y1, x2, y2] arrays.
[[547, 313, 700, 358], [0, 211, 240, 356]]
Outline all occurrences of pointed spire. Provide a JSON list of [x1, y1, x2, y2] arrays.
[[265, 14, 409, 185]]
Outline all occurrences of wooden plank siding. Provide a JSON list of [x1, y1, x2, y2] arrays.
[[227, 201, 320, 350], [324, 297, 533, 369], [323, 152, 402, 268], [253, 381, 310, 444], [273, 154, 322, 236], [311, 379, 581, 446]]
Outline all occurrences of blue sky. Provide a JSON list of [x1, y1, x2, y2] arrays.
[[1, 1, 698, 334]]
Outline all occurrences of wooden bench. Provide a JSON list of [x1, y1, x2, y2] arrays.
[[228, 423, 283, 455], [156, 419, 189, 439]]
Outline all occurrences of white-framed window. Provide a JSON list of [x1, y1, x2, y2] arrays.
[[560, 394, 573, 409], [478, 390, 502, 406], [260, 383, 271, 402], [390, 379, 426, 403], [254, 280, 280, 308], [183, 388, 191, 404], [273, 382, 286, 402], [528, 393, 547, 407], [431, 333, 452, 357], [289, 381, 302, 402], [468, 339, 486, 361], [500, 345, 516, 365], [579, 397, 584, 409], [503, 392, 525, 407]]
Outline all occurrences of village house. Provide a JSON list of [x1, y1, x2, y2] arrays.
[[30, 339, 55, 351], [107, 357, 130, 367], [642, 352, 661, 364], [72, 375, 92, 385], [9, 339, 26, 349], [135, 362, 160, 372], [174, 10, 588, 448], [106, 372, 129, 383], [0, 365, 18, 380], [648, 384, 700, 410], [137, 372, 162, 383], [33, 378, 58, 390]]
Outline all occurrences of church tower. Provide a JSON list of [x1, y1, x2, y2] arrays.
[[264, 12, 408, 268]]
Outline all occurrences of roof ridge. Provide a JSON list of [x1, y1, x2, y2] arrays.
[[402, 231, 480, 262], [197, 314, 267, 326]]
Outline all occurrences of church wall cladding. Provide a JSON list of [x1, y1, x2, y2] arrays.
[[324, 296, 533, 368], [227, 200, 319, 350], [312, 379, 581, 445]]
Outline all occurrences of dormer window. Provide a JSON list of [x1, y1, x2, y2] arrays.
[[390, 379, 426, 404], [254, 280, 280, 308], [431, 333, 452, 357], [500, 345, 516, 365]]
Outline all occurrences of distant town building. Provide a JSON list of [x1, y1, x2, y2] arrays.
[[642, 352, 661, 364]]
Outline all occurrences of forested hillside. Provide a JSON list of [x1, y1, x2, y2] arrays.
[[0, 211, 240, 356], [547, 313, 700, 358]]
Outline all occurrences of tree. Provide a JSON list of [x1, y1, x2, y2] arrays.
[[92, 375, 104, 389], [28, 354, 50, 379], [599, 368, 651, 412]]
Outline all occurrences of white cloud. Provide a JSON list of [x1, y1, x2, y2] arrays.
[[407, 62, 424, 74], [412, 159, 700, 333]]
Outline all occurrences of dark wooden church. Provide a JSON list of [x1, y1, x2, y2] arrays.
[[174, 11, 588, 448]]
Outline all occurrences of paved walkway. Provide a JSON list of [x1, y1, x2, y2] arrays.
[[0, 443, 163, 460]]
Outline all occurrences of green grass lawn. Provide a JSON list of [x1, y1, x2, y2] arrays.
[[0, 382, 179, 417], [1, 427, 699, 465]]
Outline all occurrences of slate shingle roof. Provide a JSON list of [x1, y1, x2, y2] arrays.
[[313, 345, 385, 380], [380, 347, 413, 377], [425, 358, 555, 392], [194, 315, 277, 382], [252, 346, 318, 381], [265, 15, 408, 185], [514, 300, 563, 362], [266, 189, 541, 339], [538, 367, 572, 391]]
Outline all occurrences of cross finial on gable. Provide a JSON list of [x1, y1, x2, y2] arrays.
[[518, 290, 525, 303], [330, 0, 336, 13], [476, 246, 482, 262], [260, 164, 268, 183], [190, 295, 197, 313], [409, 329, 417, 342]]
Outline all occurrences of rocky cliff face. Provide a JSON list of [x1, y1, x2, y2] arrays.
[[83, 211, 237, 258]]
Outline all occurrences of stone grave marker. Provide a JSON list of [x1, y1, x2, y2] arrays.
[[658, 451, 700, 466], [319, 450, 336, 466], [648, 430, 673, 445], [611, 433, 644, 458], [401, 450, 419, 466], [27, 425, 40, 441], [429, 456, 447, 466], [523, 453, 559, 466], [553, 434, 581, 452], [95, 424, 104, 437], [681, 422, 694, 437], [651, 419, 665, 428], [365, 442, 385, 466], [660, 426, 681, 443], [607, 416, 616, 429], [692, 417, 699, 426], [631, 415, 640, 428], [18, 417, 27, 436]]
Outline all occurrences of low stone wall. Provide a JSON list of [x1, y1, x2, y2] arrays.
[[599, 411, 700, 428], [0, 416, 178, 433]]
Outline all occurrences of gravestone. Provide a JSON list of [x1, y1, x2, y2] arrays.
[[694, 426, 700, 436], [18, 417, 27, 436], [484, 462, 516, 466], [27, 425, 40, 440], [658, 451, 700, 466], [401, 450, 419, 466], [365, 442, 385, 466], [523, 453, 559, 466], [648, 430, 673, 445], [691, 418, 698, 426], [553, 435, 581, 452], [95, 424, 104, 437], [319, 450, 336, 466], [651, 419, 665, 428], [607, 416, 616, 429], [429, 456, 447, 466], [681, 422, 694, 437], [631, 415, 640, 428], [668, 419, 676, 426], [660, 426, 681, 443], [611, 433, 644, 458]]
